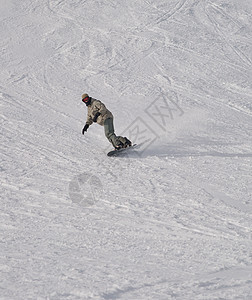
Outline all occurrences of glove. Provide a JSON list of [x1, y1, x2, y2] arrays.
[[82, 124, 89, 135], [93, 112, 101, 123]]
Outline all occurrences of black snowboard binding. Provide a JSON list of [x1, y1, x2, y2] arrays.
[[115, 137, 132, 150]]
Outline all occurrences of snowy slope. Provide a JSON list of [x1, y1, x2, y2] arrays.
[[1, 0, 252, 299]]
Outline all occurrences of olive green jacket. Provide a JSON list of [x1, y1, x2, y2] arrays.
[[86, 98, 113, 126]]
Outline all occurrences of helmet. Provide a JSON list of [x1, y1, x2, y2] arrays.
[[82, 93, 89, 103]]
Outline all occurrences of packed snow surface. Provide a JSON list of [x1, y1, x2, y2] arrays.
[[1, 0, 252, 299]]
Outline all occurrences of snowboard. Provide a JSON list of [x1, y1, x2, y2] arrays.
[[107, 144, 137, 157]]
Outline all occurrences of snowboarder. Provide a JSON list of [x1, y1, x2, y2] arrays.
[[81, 93, 132, 150]]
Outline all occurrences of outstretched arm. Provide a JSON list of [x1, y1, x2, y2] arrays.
[[86, 113, 93, 126]]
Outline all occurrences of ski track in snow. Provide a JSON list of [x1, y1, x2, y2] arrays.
[[1, 0, 252, 299]]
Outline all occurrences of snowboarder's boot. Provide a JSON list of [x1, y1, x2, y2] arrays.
[[117, 137, 132, 149], [114, 141, 124, 150], [124, 137, 132, 148]]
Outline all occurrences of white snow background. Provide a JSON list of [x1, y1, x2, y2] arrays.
[[1, 0, 252, 299]]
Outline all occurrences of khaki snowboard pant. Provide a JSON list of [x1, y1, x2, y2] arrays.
[[104, 118, 126, 147]]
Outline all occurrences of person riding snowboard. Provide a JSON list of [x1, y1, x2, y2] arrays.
[[81, 93, 132, 150]]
